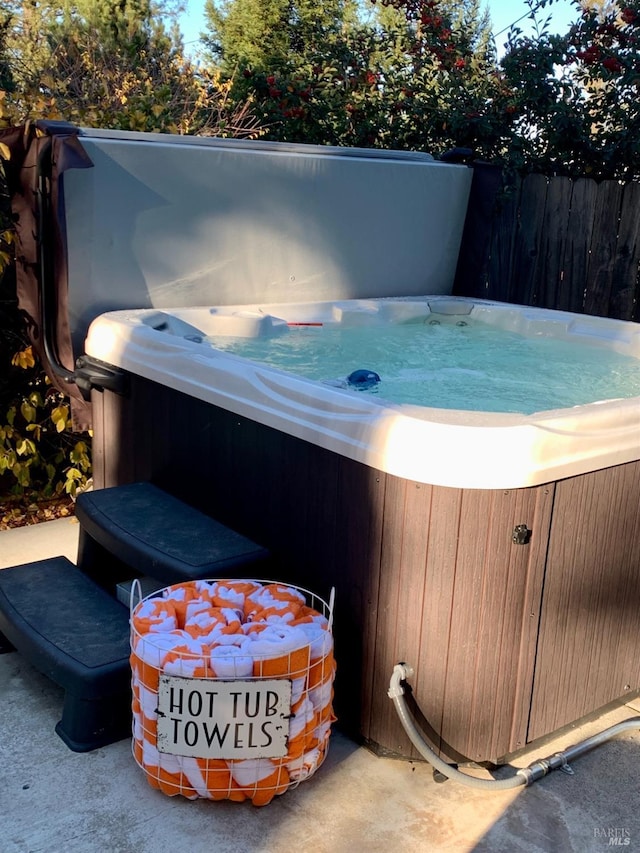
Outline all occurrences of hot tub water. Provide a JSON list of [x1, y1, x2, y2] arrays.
[[206, 320, 640, 415]]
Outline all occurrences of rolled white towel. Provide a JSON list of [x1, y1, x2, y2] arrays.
[[139, 683, 159, 719], [194, 580, 218, 596], [286, 747, 322, 781], [193, 624, 229, 645], [158, 751, 183, 775], [164, 586, 189, 603], [261, 611, 297, 625], [314, 719, 332, 744], [132, 597, 178, 633], [142, 738, 161, 768], [184, 609, 225, 635], [245, 624, 311, 678], [247, 585, 306, 611], [291, 677, 305, 705], [244, 624, 309, 657], [185, 599, 213, 622], [229, 758, 278, 787], [289, 697, 316, 741], [209, 644, 254, 678], [212, 584, 245, 607], [218, 606, 244, 626], [133, 711, 144, 741], [159, 753, 200, 799], [308, 676, 334, 714], [179, 756, 210, 798], [133, 630, 195, 670], [163, 653, 208, 677], [295, 622, 333, 660], [209, 631, 252, 647]]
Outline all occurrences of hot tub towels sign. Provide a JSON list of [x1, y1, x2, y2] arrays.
[[156, 675, 292, 759], [130, 579, 336, 805]]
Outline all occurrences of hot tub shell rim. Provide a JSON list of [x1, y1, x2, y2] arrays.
[[84, 296, 640, 491]]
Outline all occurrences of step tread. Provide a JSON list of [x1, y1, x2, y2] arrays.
[[0, 556, 130, 695], [75, 482, 268, 582]]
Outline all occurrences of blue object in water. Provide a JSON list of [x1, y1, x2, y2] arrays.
[[347, 369, 381, 390]]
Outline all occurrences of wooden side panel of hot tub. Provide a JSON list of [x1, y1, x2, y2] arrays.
[[528, 461, 640, 741], [91, 378, 640, 763]]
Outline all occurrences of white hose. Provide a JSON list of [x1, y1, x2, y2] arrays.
[[388, 664, 526, 789], [388, 663, 640, 791]]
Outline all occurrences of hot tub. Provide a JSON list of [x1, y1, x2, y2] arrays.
[[18, 124, 634, 765], [85, 295, 640, 490], [86, 295, 640, 764]]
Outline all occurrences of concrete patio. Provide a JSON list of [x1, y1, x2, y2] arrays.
[[1, 517, 639, 853]]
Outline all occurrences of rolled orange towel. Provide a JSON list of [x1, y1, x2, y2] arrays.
[[141, 740, 198, 799], [286, 746, 324, 782], [229, 758, 290, 807], [223, 580, 263, 596], [308, 650, 335, 690], [287, 696, 319, 760], [136, 680, 160, 740], [132, 737, 144, 766], [244, 583, 306, 622], [132, 597, 178, 635], [291, 606, 330, 628], [308, 674, 335, 717], [189, 757, 244, 801], [163, 643, 210, 679], [208, 640, 254, 678], [162, 584, 201, 628], [244, 623, 311, 679], [183, 607, 227, 640], [132, 630, 203, 690], [293, 621, 334, 688]]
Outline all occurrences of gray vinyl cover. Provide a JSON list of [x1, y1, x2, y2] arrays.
[[63, 129, 472, 352]]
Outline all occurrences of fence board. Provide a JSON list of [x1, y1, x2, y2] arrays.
[[536, 176, 573, 309], [455, 168, 640, 321], [558, 178, 598, 313], [584, 181, 625, 317], [453, 163, 503, 299], [486, 178, 520, 303], [612, 182, 640, 320], [509, 174, 549, 307]]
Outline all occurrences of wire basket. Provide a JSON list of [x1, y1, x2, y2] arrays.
[[129, 578, 336, 806]]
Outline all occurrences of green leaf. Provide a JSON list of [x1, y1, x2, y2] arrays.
[[14, 462, 31, 487], [25, 423, 42, 441], [51, 404, 69, 433], [20, 401, 36, 424]]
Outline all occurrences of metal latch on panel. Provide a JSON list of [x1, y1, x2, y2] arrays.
[[512, 524, 532, 545]]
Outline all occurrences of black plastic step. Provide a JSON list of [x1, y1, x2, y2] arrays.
[[75, 482, 270, 590], [0, 556, 131, 752]]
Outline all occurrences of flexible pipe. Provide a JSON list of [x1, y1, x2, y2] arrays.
[[388, 663, 640, 791]]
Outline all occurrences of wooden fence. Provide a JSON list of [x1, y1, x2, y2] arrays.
[[453, 164, 640, 322]]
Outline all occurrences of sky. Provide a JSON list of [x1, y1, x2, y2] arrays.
[[177, 0, 580, 55]]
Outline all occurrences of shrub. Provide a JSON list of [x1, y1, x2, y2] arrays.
[[0, 256, 92, 500], [0, 355, 92, 499]]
